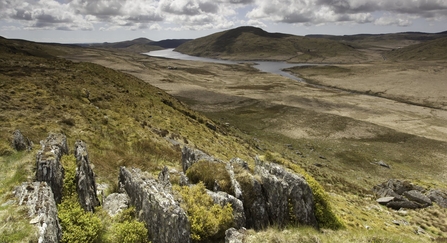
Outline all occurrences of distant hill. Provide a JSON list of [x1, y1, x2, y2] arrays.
[[149, 39, 191, 49], [175, 26, 366, 63], [386, 36, 447, 61]]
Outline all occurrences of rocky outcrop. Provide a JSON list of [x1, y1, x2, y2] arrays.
[[119, 167, 190, 243], [12, 130, 32, 151], [255, 158, 318, 228], [427, 189, 447, 208], [226, 162, 242, 200], [225, 228, 246, 243], [15, 182, 62, 243], [373, 179, 447, 209], [36, 133, 68, 203], [181, 146, 217, 172], [103, 193, 130, 217], [74, 140, 100, 212], [207, 190, 246, 229]]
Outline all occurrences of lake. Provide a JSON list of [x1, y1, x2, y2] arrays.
[[145, 49, 311, 82]]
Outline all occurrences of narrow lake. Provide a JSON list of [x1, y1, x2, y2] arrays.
[[145, 49, 310, 82]]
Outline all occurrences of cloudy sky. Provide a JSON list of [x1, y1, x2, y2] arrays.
[[1, 0, 446, 43]]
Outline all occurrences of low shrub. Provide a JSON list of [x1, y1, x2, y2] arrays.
[[186, 160, 232, 195], [174, 182, 234, 241]]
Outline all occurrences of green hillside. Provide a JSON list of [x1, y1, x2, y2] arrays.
[[175, 26, 366, 63]]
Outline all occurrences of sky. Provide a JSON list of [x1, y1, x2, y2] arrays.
[[1, 0, 446, 43]]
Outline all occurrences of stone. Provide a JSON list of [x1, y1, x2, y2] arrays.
[[237, 172, 269, 230], [119, 167, 190, 243], [230, 158, 249, 170], [181, 146, 216, 173], [402, 190, 432, 207], [103, 193, 130, 217], [158, 166, 172, 189], [377, 197, 395, 205], [74, 140, 100, 212], [36, 133, 67, 203], [226, 162, 242, 199], [255, 158, 318, 228], [427, 189, 447, 208], [386, 200, 420, 210], [225, 228, 246, 243], [15, 182, 62, 243], [207, 190, 246, 229], [377, 160, 390, 169], [12, 130, 32, 151]]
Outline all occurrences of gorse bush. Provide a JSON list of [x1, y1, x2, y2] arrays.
[[186, 160, 232, 195], [59, 154, 104, 243], [108, 207, 148, 243], [174, 182, 234, 241]]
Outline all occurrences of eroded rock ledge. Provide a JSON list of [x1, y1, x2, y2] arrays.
[[119, 166, 191, 243], [15, 182, 62, 243], [374, 179, 447, 209]]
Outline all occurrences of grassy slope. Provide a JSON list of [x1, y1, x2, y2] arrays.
[[175, 26, 366, 63], [1, 37, 447, 242], [386, 37, 447, 61]]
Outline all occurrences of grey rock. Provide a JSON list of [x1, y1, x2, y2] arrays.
[[119, 167, 190, 243], [230, 158, 249, 170], [74, 140, 100, 212], [386, 200, 420, 210], [207, 190, 246, 229], [103, 193, 130, 217], [179, 172, 190, 186], [237, 172, 269, 230], [403, 190, 432, 207], [15, 182, 62, 243], [226, 162, 243, 199], [427, 189, 447, 208], [255, 158, 318, 228], [377, 197, 395, 205], [158, 166, 171, 190], [12, 130, 32, 151], [181, 146, 216, 173], [225, 228, 246, 243], [377, 160, 390, 169], [36, 133, 67, 203]]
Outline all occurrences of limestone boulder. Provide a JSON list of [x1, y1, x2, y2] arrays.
[[74, 140, 100, 212], [35, 133, 67, 203], [119, 167, 190, 243], [15, 182, 62, 243]]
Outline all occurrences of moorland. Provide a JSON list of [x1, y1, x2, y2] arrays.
[[1, 26, 447, 242]]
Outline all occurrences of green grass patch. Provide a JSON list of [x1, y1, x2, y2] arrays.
[[186, 160, 232, 195], [174, 182, 234, 241]]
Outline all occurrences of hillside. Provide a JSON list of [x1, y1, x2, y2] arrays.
[[2, 36, 447, 242], [175, 26, 366, 63], [386, 37, 447, 61], [80, 38, 163, 53]]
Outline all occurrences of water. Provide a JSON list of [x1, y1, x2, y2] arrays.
[[145, 49, 310, 82]]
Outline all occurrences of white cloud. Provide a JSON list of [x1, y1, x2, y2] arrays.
[[0, 0, 446, 33]]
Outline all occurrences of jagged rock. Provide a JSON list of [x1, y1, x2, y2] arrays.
[[12, 130, 32, 151], [181, 146, 217, 172], [237, 173, 269, 230], [179, 172, 190, 186], [158, 166, 172, 189], [377, 197, 395, 205], [36, 133, 67, 203], [226, 161, 242, 199], [377, 160, 390, 169], [427, 189, 447, 208], [74, 140, 100, 212], [230, 158, 249, 170], [225, 228, 246, 243], [15, 182, 62, 243], [207, 190, 246, 229], [255, 158, 318, 228], [402, 190, 432, 207], [119, 167, 190, 243], [373, 179, 413, 202], [103, 193, 130, 217], [386, 200, 420, 210]]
